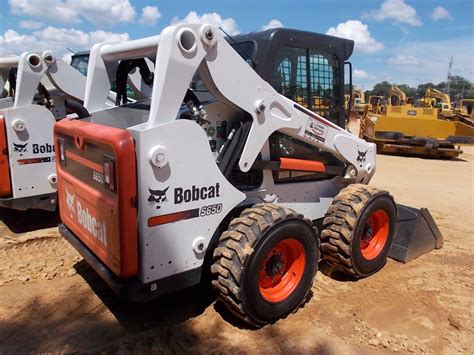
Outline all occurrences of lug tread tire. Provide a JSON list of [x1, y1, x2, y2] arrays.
[[211, 203, 307, 326], [320, 184, 394, 278]]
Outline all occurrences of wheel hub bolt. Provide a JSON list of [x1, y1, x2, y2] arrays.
[[366, 227, 373, 238]]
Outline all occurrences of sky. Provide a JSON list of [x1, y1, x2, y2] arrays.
[[0, 0, 472, 90]]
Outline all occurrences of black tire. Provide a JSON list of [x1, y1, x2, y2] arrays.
[[211, 203, 318, 327], [320, 184, 397, 278]]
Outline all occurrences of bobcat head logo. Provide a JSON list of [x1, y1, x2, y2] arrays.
[[66, 188, 75, 216], [148, 187, 169, 209], [13, 142, 28, 156], [357, 149, 368, 163]]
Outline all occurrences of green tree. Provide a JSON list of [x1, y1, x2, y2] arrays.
[[362, 76, 473, 102], [445, 76, 473, 100], [365, 81, 388, 98]]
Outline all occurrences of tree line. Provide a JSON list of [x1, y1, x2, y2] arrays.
[[363, 75, 473, 102]]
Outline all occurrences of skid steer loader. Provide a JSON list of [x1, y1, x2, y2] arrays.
[[0, 52, 90, 210], [0, 50, 154, 211], [55, 24, 442, 327]]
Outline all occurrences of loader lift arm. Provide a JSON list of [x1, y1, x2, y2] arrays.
[[1, 52, 86, 112], [84, 24, 376, 183]]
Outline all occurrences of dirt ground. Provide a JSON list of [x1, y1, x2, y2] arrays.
[[0, 143, 472, 353]]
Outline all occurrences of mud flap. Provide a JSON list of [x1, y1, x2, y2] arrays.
[[389, 205, 443, 263]]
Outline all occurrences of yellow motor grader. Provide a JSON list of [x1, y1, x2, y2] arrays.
[[423, 88, 473, 126], [455, 99, 474, 120], [352, 88, 368, 116], [360, 87, 474, 158]]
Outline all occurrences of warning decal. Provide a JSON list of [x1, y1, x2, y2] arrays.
[[304, 118, 328, 143]]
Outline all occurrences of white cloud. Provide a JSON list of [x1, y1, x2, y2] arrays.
[[354, 69, 376, 80], [0, 30, 37, 55], [88, 30, 129, 45], [384, 38, 473, 85], [171, 11, 239, 35], [38, 26, 89, 47], [431, 6, 453, 21], [9, 0, 77, 23], [354, 69, 368, 78], [139, 5, 161, 26], [388, 54, 422, 65], [9, 0, 136, 26], [19, 19, 44, 30], [0, 27, 129, 57], [363, 0, 422, 27], [326, 20, 384, 53], [262, 19, 283, 31]]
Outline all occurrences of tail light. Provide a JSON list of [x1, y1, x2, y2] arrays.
[[103, 156, 116, 191], [57, 138, 66, 165]]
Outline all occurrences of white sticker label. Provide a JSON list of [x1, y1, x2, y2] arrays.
[[304, 119, 328, 143]]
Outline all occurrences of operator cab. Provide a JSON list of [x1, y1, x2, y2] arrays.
[[70, 51, 89, 76], [191, 28, 354, 129], [230, 28, 353, 128]]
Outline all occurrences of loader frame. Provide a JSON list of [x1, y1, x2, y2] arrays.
[[56, 23, 377, 298]]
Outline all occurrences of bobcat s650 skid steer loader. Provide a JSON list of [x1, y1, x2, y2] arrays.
[[55, 24, 442, 326]]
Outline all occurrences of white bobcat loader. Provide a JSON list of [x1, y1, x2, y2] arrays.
[[0, 51, 154, 211], [55, 24, 442, 326], [0, 52, 89, 210]]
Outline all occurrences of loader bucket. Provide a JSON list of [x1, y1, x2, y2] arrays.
[[389, 205, 443, 263]]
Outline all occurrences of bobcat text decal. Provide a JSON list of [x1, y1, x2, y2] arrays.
[[65, 190, 107, 246], [76, 201, 107, 246], [32, 143, 54, 154], [147, 183, 222, 227], [174, 183, 220, 204]]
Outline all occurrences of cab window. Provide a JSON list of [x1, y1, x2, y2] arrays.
[[271, 46, 341, 123], [70, 55, 88, 76]]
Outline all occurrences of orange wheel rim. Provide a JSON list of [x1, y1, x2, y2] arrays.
[[360, 209, 390, 260], [258, 238, 306, 303]]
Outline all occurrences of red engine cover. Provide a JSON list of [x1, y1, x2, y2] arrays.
[[55, 118, 138, 278]]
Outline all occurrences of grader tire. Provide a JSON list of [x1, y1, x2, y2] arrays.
[[211, 203, 318, 327], [320, 184, 397, 278]]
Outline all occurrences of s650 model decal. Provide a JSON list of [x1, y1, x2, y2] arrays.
[[200, 203, 223, 217], [148, 203, 223, 227]]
